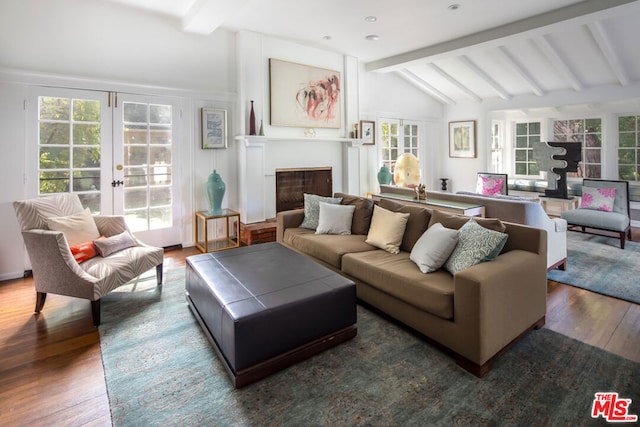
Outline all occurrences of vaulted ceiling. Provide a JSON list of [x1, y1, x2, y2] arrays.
[[102, 0, 640, 106]]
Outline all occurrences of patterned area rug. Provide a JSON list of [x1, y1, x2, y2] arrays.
[[100, 266, 640, 426], [548, 232, 640, 304]]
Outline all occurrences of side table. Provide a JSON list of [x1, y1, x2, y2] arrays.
[[195, 209, 240, 253], [539, 196, 579, 215]]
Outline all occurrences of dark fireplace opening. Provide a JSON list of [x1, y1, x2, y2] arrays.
[[275, 167, 333, 212]]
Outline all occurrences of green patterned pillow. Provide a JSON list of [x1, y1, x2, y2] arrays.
[[444, 218, 508, 275], [299, 194, 343, 230]]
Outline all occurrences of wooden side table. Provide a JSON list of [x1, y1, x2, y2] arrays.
[[539, 196, 580, 215], [195, 209, 240, 253]]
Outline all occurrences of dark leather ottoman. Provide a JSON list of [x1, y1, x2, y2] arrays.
[[185, 242, 357, 388]]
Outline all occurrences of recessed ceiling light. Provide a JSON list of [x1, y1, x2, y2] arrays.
[[364, 16, 377, 23], [322, 35, 332, 40], [365, 35, 380, 41], [448, 4, 460, 10]]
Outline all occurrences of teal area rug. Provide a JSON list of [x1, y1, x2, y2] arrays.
[[548, 232, 640, 304], [100, 267, 640, 426]]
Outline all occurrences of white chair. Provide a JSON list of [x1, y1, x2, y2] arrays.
[[13, 193, 164, 325]]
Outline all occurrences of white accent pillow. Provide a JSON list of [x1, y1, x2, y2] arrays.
[[410, 223, 460, 273], [299, 194, 343, 230], [315, 202, 356, 235], [45, 208, 101, 246], [365, 205, 410, 254]]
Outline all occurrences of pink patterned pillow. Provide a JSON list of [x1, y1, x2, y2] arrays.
[[580, 187, 616, 212], [478, 176, 505, 196]]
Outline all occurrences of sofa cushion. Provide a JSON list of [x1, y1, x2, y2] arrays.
[[366, 205, 410, 254], [299, 194, 343, 230], [428, 209, 506, 233], [378, 198, 431, 252], [410, 223, 459, 273], [561, 209, 630, 232], [334, 193, 374, 235], [316, 202, 356, 235], [444, 219, 508, 275], [580, 186, 616, 212], [283, 228, 375, 269], [45, 208, 101, 246], [342, 250, 454, 320]]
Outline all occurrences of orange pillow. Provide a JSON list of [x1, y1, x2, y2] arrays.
[[69, 236, 105, 263]]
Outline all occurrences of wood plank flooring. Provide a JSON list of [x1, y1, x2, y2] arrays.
[[1, 239, 638, 426]]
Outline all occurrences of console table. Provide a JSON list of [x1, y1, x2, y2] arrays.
[[374, 193, 485, 217]]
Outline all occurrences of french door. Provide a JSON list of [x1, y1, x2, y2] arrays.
[[30, 87, 181, 247]]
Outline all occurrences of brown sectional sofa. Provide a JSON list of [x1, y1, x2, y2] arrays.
[[277, 193, 548, 377]]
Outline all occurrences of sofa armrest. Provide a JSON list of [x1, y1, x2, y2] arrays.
[[276, 209, 305, 242], [453, 249, 547, 364], [21, 229, 97, 299]]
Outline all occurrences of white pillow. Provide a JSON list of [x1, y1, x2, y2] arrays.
[[93, 231, 137, 257], [365, 205, 410, 254], [315, 202, 356, 235], [45, 208, 101, 246], [410, 223, 460, 273], [299, 194, 343, 230]]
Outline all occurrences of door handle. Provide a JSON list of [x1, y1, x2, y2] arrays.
[[111, 180, 124, 187]]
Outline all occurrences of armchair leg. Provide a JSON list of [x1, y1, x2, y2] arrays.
[[91, 300, 101, 327], [620, 232, 626, 249], [35, 292, 47, 313], [156, 263, 163, 286]]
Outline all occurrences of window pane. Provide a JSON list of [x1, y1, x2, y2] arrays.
[[40, 97, 69, 120], [73, 147, 100, 168], [150, 165, 172, 185], [150, 187, 171, 207], [585, 133, 601, 148], [516, 123, 527, 135], [125, 146, 148, 166], [73, 123, 101, 145], [150, 126, 171, 144], [124, 103, 148, 123], [40, 171, 69, 193], [515, 150, 526, 161], [528, 162, 539, 175], [72, 170, 101, 191], [150, 146, 171, 165], [73, 99, 100, 122], [516, 137, 528, 148], [515, 163, 527, 174], [150, 105, 171, 124], [584, 164, 601, 178], [124, 189, 148, 209], [619, 116, 636, 132], [620, 133, 636, 147], [529, 122, 540, 134], [40, 123, 70, 145], [149, 207, 171, 229], [40, 147, 70, 169], [619, 149, 635, 164], [124, 125, 147, 144], [585, 118, 601, 133], [77, 193, 101, 214]]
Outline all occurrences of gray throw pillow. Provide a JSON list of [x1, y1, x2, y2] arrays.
[[410, 223, 460, 273], [93, 230, 136, 257], [299, 194, 343, 230], [315, 202, 356, 235], [444, 219, 508, 275]]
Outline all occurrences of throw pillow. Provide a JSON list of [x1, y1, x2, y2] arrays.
[[45, 208, 101, 246], [299, 194, 343, 230], [444, 219, 508, 275], [365, 205, 410, 254], [93, 231, 137, 257], [477, 176, 505, 196], [410, 223, 460, 273], [69, 238, 103, 263], [428, 209, 506, 233], [315, 202, 356, 235], [580, 186, 616, 212], [334, 193, 374, 235], [378, 198, 431, 252]]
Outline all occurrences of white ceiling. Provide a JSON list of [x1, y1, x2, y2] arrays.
[[102, 0, 640, 105]]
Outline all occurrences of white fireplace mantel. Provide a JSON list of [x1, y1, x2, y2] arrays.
[[235, 135, 366, 224]]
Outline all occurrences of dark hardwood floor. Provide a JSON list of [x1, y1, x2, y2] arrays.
[[1, 236, 639, 426]]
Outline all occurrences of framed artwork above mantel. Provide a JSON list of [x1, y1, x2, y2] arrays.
[[269, 58, 341, 129]]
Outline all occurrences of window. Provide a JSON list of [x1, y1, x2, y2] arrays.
[[553, 118, 602, 178], [618, 115, 639, 182], [491, 120, 503, 173], [38, 96, 103, 212], [380, 118, 420, 173], [514, 122, 540, 176]]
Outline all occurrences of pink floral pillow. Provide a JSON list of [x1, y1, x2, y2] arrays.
[[580, 187, 616, 212], [478, 176, 505, 196]]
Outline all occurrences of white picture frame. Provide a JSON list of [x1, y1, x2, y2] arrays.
[[202, 108, 227, 149]]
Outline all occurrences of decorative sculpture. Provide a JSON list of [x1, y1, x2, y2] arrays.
[[414, 184, 427, 200], [394, 153, 421, 188], [533, 141, 581, 199]]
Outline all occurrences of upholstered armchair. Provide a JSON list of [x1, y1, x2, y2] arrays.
[[561, 179, 632, 249], [13, 193, 164, 326]]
